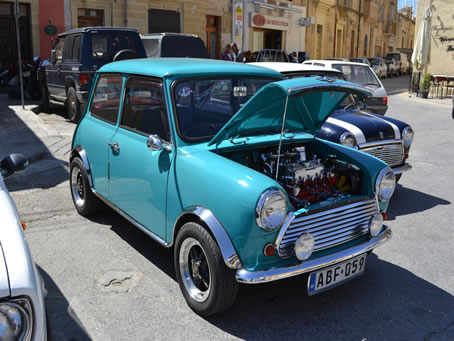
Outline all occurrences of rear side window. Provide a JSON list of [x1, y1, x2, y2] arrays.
[[161, 36, 208, 58], [90, 74, 123, 124], [121, 77, 170, 141], [91, 32, 137, 61], [63, 35, 81, 62], [142, 38, 160, 57]]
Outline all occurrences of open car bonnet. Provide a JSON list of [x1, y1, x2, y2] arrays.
[[208, 77, 372, 146]]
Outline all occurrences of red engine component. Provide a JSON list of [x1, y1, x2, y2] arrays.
[[290, 175, 338, 206]]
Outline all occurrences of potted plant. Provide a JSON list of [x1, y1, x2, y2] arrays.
[[418, 73, 431, 98]]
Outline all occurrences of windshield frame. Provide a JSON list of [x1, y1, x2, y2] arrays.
[[170, 75, 282, 143]]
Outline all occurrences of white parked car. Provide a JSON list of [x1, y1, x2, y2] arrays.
[[0, 153, 47, 340], [302, 60, 388, 115], [385, 52, 409, 75], [367, 57, 388, 79]]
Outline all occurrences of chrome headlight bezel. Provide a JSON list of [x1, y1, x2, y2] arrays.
[[369, 213, 384, 237], [339, 132, 356, 148], [402, 126, 414, 147], [256, 189, 287, 232], [0, 297, 33, 341], [375, 167, 396, 201]]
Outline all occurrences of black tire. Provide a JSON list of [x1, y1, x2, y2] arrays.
[[174, 222, 239, 316], [41, 82, 50, 112], [395, 173, 402, 183], [69, 157, 101, 216], [67, 87, 81, 123]]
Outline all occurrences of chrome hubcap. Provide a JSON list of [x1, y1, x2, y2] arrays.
[[179, 238, 211, 302], [71, 166, 85, 207]]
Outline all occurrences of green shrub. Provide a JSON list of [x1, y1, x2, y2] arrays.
[[420, 73, 431, 91]]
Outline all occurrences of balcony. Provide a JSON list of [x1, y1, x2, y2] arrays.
[[337, 0, 354, 10], [362, 0, 379, 21], [383, 21, 397, 35]]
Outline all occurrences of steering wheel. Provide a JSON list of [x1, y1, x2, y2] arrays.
[[183, 123, 217, 137]]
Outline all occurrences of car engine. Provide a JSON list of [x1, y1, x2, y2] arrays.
[[225, 144, 362, 210]]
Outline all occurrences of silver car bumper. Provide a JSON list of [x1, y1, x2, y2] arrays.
[[236, 225, 392, 284], [392, 163, 412, 175]]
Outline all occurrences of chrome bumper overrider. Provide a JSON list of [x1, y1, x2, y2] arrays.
[[235, 225, 392, 284], [392, 163, 412, 175]]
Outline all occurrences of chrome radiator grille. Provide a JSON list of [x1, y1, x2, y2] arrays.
[[277, 199, 377, 258], [359, 142, 404, 167]]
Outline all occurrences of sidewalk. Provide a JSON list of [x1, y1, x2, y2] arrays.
[[0, 94, 72, 191], [395, 91, 452, 107]]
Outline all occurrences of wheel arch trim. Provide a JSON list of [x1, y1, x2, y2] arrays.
[[173, 206, 242, 269], [70, 145, 94, 190]]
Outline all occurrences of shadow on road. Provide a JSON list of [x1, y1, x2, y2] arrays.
[[87, 209, 176, 281], [387, 184, 451, 221], [206, 254, 454, 340], [0, 95, 68, 191], [39, 265, 91, 341]]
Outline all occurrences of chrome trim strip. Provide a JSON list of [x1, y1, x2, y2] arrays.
[[236, 226, 392, 284], [93, 191, 169, 247], [72, 146, 93, 189], [358, 139, 402, 148], [327, 117, 367, 144], [392, 163, 412, 174], [173, 206, 242, 269]]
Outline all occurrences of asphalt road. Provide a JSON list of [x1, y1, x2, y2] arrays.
[[1, 86, 453, 340]]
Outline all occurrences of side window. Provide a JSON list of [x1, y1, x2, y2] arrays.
[[71, 35, 81, 62], [55, 38, 65, 62], [121, 77, 170, 141], [63, 36, 74, 61], [90, 74, 123, 124]]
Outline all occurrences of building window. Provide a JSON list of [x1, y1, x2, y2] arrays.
[[364, 35, 368, 56], [148, 9, 180, 33], [77, 8, 104, 27]]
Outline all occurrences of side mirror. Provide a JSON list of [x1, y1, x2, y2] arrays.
[[147, 135, 171, 152], [0, 154, 28, 178], [51, 49, 56, 64]]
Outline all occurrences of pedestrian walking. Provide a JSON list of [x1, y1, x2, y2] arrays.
[[230, 43, 239, 61], [219, 44, 233, 61]]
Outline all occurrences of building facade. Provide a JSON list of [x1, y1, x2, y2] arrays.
[[414, 0, 454, 75]]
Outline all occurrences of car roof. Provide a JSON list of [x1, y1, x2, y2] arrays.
[[99, 58, 284, 78], [57, 26, 138, 37], [248, 62, 341, 73], [303, 60, 370, 67]]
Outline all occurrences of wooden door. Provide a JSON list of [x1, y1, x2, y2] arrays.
[[206, 16, 220, 59]]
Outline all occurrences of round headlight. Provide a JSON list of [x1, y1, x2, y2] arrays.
[[339, 132, 356, 148], [376, 168, 396, 201], [295, 233, 315, 261], [0, 300, 32, 341], [256, 190, 287, 231], [369, 213, 383, 237], [402, 127, 414, 147]]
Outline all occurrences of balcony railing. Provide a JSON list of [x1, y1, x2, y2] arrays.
[[383, 21, 397, 35]]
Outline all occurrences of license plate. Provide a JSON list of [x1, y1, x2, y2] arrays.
[[308, 254, 367, 295]]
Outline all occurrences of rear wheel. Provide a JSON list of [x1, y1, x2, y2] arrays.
[[67, 87, 81, 123], [174, 222, 239, 316], [70, 157, 101, 216]]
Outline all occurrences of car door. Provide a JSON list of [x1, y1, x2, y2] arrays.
[[108, 76, 173, 239], [46, 37, 65, 98], [80, 73, 123, 197]]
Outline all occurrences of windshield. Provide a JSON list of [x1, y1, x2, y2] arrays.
[[387, 53, 400, 61], [91, 32, 138, 61], [173, 77, 278, 141], [332, 64, 380, 88]]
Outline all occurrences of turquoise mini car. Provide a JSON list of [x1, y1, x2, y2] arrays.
[[70, 59, 395, 316]]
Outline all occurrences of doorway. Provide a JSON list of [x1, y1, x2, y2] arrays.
[[0, 2, 31, 68], [252, 28, 283, 51], [206, 15, 220, 59], [77, 8, 104, 27]]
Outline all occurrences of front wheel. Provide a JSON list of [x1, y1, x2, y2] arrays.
[[174, 222, 239, 316]]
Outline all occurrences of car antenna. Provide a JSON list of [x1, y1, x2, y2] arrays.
[[275, 90, 290, 181]]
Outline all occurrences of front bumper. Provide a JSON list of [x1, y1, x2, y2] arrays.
[[392, 163, 412, 175], [236, 225, 392, 284]]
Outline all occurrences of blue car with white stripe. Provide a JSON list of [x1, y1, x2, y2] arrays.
[[251, 63, 414, 181]]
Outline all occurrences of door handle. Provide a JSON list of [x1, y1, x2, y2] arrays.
[[108, 142, 120, 152]]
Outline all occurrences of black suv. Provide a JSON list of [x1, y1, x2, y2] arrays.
[[42, 27, 146, 122]]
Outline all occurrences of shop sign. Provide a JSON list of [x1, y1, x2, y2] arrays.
[[250, 13, 289, 31], [44, 25, 57, 35]]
